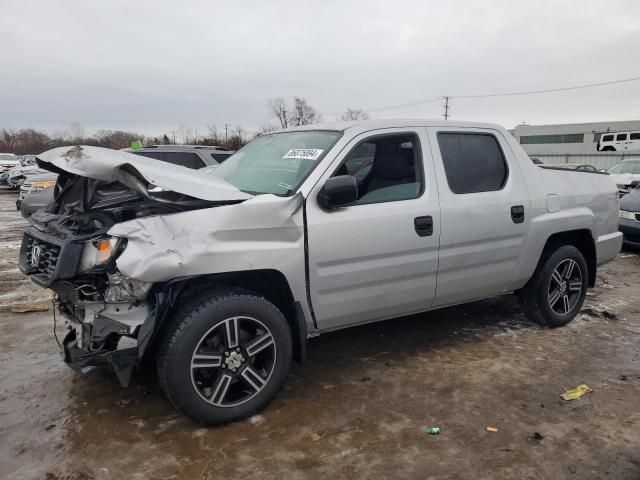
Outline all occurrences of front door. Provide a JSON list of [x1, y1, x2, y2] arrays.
[[305, 128, 440, 330]]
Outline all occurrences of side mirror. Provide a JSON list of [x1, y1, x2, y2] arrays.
[[318, 175, 358, 209], [600, 169, 608, 173]]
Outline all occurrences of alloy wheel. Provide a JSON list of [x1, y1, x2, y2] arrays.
[[547, 258, 583, 315], [190, 316, 276, 407]]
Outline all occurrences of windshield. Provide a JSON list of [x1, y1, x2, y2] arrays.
[[203, 131, 341, 195], [608, 160, 640, 174]]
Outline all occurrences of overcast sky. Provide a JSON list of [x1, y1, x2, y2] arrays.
[[2, 0, 640, 136]]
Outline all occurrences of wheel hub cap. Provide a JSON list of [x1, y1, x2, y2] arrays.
[[225, 351, 244, 370]]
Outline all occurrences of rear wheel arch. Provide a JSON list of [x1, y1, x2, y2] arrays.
[[540, 230, 596, 287]]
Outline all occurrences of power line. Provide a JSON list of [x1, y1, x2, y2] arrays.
[[320, 75, 640, 119], [451, 75, 640, 99], [321, 96, 441, 116]]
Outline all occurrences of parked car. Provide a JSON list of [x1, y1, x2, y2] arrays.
[[597, 132, 640, 152], [618, 181, 640, 247], [551, 163, 598, 172], [121, 144, 234, 168], [607, 158, 640, 196], [0, 153, 21, 173], [7, 165, 44, 188], [20, 155, 37, 166], [17, 172, 58, 214], [20, 121, 621, 425], [2, 164, 37, 185]]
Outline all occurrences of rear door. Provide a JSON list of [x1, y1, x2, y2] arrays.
[[615, 133, 628, 150], [305, 128, 440, 330], [427, 127, 531, 307], [628, 132, 640, 152]]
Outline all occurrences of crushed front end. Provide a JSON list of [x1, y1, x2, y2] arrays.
[[18, 149, 234, 386], [19, 193, 156, 386]]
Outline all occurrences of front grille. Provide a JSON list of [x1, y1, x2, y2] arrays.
[[19, 228, 85, 287], [23, 234, 61, 279]]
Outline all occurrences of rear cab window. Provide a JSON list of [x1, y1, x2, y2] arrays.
[[436, 132, 508, 194], [601, 134, 614, 142]]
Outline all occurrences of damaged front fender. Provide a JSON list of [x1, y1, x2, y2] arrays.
[[109, 193, 305, 283]]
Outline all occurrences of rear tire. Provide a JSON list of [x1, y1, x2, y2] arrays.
[[518, 245, 588, 327], [157, 290, 292, 425], [601, 146, 615, 152]]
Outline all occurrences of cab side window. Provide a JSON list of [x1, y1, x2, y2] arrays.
[[333, 134, 423, 204], [437, 133, 508, 194], [616, 133, 628, 141]]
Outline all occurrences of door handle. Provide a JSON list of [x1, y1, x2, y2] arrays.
[[511, 205, 525, 224], [414, 216, 433, 236]]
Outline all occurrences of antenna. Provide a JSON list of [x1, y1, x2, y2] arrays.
[[442, 96, 450, 120]]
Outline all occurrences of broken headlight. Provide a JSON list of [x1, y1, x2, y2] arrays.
[[79, 236, 125, 272]]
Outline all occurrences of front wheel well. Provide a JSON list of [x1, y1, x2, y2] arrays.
[[541, 230, 596, 287], [151, 270, 307, 364]]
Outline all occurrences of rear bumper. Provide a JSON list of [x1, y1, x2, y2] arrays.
[[619, 219, 640, 248], [596, 231, 623, 265]]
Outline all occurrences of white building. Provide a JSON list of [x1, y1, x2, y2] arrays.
[[512, 120, 640, 168]]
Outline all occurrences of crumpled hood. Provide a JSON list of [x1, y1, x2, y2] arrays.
[[37, 145, 252, 202]]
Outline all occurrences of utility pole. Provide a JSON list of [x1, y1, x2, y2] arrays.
[[442, 96, 450, 120], [224, 124, 230, 143]]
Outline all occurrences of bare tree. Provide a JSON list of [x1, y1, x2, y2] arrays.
[[257, 124, 279, 135], [341, 108, 370, 121], [290, 97, 320, 126], [268, 98, 289, 128], [177, 124, 194, 144], [68, 122, 85, 143], [206, 125, 221, 145]]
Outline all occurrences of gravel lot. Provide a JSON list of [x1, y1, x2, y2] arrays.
[[0, 187, 639, 479]]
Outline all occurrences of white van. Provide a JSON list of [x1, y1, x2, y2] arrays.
[[597, 131, 640, 151]]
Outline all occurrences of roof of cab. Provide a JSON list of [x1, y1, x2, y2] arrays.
[[278, 119, 505, 134]]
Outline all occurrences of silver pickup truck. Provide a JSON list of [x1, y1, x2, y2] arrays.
[[19, 120, 622, 425]]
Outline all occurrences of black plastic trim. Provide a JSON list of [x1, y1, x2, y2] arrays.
[[539, 165, 609, 175]]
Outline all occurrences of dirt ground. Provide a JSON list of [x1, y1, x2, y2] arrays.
[[0, 187, 639, 480]]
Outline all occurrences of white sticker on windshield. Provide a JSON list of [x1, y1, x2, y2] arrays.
[[283, 148, 324, 160]]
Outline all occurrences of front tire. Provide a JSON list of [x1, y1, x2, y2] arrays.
[[157, 290, 292, 425], [518, 245, 588, 327]]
